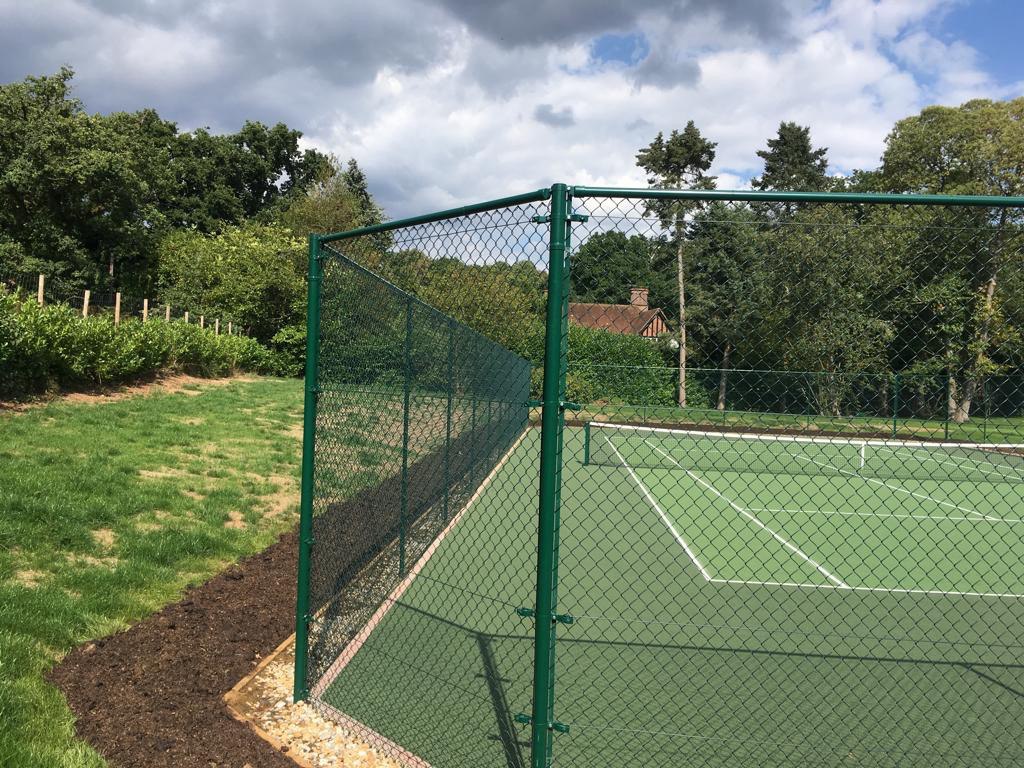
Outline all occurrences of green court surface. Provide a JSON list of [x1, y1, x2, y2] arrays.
[[322, 426, 1024, 767]]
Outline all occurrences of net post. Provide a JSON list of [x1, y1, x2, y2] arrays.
[[583, 421, 591, 465], [293, 234, 323, 703], [530, 182, 570, 768], [444, 317, 454, 522], [400, 296, 413, 576]]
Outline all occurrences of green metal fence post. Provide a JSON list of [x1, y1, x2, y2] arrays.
[[400, 296, 413, 576], [529, 183, 570, 768], [892, 372, 900, 439], [945, 373, 952, 441], [583, 421, 591, 465], [293, 234, 323, 702], [444, 317, 454, 522], [471, 392, 478, 486]]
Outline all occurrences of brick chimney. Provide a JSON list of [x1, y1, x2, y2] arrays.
[[629, 287, 649, 310]]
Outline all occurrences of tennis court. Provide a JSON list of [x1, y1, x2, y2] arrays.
[[317, 423, 1024, 767]]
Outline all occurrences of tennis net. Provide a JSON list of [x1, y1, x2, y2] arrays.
[[583, 421, 1024, 483]]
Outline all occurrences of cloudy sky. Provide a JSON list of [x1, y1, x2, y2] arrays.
[[1, 0, 1022, 218]]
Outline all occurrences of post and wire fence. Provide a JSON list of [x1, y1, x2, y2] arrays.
[[0, 270, 241, 334], [295, 184, 1024, 768]]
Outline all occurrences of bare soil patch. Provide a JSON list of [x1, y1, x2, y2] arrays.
[[49, 531, 301, 768]]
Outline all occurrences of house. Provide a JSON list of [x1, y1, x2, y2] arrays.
[[568, 288, 670, 338]]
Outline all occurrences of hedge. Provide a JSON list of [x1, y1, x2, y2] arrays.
[[0, 290, 295, 399]]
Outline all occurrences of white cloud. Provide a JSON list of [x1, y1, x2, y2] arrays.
[[0, 0, 1020, 218]]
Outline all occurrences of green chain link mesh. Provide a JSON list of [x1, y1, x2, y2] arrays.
[[300, 188, 1024, 768]]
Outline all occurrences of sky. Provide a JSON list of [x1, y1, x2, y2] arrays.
[[0, 0, 1022, 219]]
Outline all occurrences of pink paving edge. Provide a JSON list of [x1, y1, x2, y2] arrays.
[[309, 426, 534, 764]]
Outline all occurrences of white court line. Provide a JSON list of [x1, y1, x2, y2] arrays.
[[883, 446, 1019, 482], [796, 455, 1000, 522], [746, 506, 1024, 525], [645, 442, 849, 588], [604, 436, 712, 581], [708, 577, 1024, 600]]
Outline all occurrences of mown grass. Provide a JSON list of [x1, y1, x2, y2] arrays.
[[0, 377, 304, 768]]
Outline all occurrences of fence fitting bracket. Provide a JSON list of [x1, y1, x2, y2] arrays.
[[560, 401, 581, 412], [513, 714, 570, 734], [532, 213, 588, 224], [515, 607, 574, 625]]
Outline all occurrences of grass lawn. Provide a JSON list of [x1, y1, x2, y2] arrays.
[[0, 376, 303, 768]]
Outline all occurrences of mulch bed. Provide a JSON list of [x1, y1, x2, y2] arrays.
[[48, 530, 301, 767]]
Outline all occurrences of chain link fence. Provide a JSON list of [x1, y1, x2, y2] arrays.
[[296, 185, 1024, 767]]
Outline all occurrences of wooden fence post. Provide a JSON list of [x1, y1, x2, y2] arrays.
[[165, 304, 171, 322], [143, 298, 149, 322], [184, 311, 189, 324], [200, 315, 204, 329], [228, 321, 232, 335], [82, 290, 90, 318], [215, 318, 220, 335], [114, 292, 121, 325], [37, 274, 45, 306]]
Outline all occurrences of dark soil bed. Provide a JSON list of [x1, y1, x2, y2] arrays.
[[48, 530, 300, 767]]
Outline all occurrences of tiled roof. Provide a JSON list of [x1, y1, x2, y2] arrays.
[[568, 302, 668, 335]]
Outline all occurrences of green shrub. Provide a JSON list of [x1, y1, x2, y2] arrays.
[[0, 288, 289, 399], [566, 324, 687, 407]]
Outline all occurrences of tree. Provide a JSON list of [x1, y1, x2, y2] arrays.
[[752, 122, 829, 191], [278, 155, 364, 238], [570, 231, 655, 304], [687, 204, 766, 409], [0, 68, 331, 290], [636, 122, 717, 407], [169, 122, 329, 231], [157, 223, 305, 344], [342, 159, 384, 229], [0, 68, 173, 289], [878, 98, 1024, 422], [759, 205, 897, 416]]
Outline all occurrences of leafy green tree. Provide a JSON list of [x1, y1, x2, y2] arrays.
[[878, 98, 1024, 421], [571, 231, 654, 304], [0, 68, 173, 289], [752, 122, 829, 191], [157, 223, 306, 344], [278, 156, 364, 237], [169, 122, 329, 231], [636, 122, 717, 406], [687, 204, 767, 409], [342, 159, 385, 229], [760, 205, 898, 416]]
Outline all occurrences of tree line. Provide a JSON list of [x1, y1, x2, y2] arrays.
[[572, 100, 1024, 422], [0, 68, 382, 362]]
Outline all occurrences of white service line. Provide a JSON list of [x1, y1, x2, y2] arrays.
[[708, 577, 1024, 600], [604, 436, 712, 581], [645, 442, 849, 589], [883, 446, 1016, 482], [746, 507, 1024, 525], [796, 455, 999, 522]]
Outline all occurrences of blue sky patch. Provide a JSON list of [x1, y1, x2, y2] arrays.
[[937, 0, 1023, 86], [591, 32, 650, 67]]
